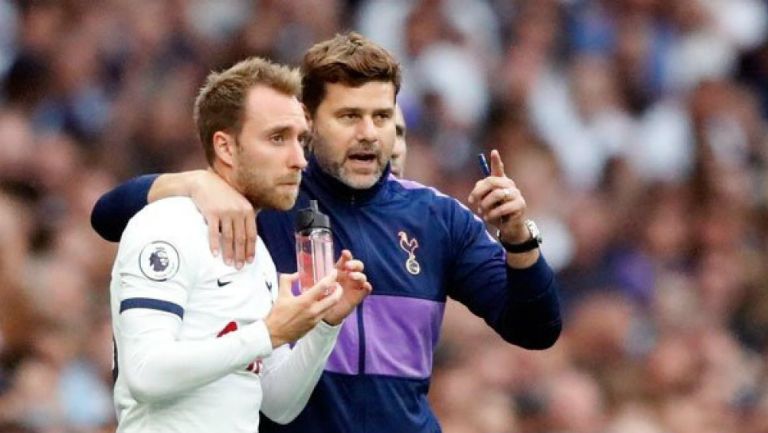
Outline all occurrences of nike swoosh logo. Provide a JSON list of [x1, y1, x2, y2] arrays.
[[217, 278, 233, 287], [265, 281, 273, 291]]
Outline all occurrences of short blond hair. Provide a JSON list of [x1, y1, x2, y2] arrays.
[[194, 57, 301, 164]]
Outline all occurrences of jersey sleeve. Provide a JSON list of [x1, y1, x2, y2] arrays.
[[445, 199, 562, 349], [114, 203, 274, 402], [91, 174, 159, 242], [258, 321, 341, 424], [115, 203, 198, 318]]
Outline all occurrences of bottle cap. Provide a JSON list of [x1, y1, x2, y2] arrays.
[[295, 200, 331, 234]]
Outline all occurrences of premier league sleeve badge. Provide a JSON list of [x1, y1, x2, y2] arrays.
[[139, 241, 180, 281]]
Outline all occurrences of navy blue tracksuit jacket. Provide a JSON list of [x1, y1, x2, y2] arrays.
[[91, 157, 562, 433]]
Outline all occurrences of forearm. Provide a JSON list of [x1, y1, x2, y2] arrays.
[[91, 174, 159, 241], [120, 310, 273, 402], [148, 170, 206, 203], [260, 321, 340, 424], [90, 171, 205, 242], [499, 255, 561, 349], [505, 249, 540, 269]]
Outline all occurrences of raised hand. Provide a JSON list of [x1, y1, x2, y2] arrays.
[[468, 149, 530, 244], [264, 272, 343, 348], [322, 250, 372, 325]]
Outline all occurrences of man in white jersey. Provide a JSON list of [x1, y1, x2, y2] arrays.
[[109, 57, 372, 433]]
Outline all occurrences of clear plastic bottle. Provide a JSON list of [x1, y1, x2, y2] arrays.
[[295, 200, 334, 292]]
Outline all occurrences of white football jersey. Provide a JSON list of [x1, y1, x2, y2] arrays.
[[110, 197, 338, 433]]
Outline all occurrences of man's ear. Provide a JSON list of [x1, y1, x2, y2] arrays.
[[212, 131, 236, 167]]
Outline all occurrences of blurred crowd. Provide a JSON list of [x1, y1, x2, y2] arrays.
[[1, 0, 768, 432]]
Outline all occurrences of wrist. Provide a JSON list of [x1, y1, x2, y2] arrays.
[[498, 224, 530, 244], [498, 220, 542, 254], [148, 171, 205, 203], [263, 315, 288, 349], [322, 315, 343, 326], [188, 169, 212, 198]]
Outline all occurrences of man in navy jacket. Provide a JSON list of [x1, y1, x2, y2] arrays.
[[92, 32, 561, 433]]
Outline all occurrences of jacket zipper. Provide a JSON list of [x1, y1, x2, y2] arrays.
[[349, 193, 368, 375]]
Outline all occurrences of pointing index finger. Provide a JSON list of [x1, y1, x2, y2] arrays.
[[490, 149, 505, 177]]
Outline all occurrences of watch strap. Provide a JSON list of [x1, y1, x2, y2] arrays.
[[498, 219, 542, 253], [500, 237, 540, 253]]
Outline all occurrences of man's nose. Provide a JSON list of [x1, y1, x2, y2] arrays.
[[356, 116, 377, 141], [289, 139, 307, 169]]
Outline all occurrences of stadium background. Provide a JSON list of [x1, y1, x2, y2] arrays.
[[1, 0, 768, 431]]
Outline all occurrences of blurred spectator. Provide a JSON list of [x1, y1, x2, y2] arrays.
[[0, 0, 17, 80]]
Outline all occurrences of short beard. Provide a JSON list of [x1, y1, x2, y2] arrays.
[[312, 134, 384, 190], [233, 143, 299, 211], [237, 170, 297, 211]]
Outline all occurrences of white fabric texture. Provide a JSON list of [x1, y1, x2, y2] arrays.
[[110, 197, 340, 433]]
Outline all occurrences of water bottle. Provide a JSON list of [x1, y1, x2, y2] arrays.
[[295, 200, 334, 292]]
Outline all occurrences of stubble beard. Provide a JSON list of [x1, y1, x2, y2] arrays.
[[312, 134, 385, 190], [235, 166, 299, 211]]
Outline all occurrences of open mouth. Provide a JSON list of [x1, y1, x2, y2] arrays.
[[347, 152, 377, 163]]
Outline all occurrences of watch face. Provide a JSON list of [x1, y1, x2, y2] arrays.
[[525, 220, 542, 243]]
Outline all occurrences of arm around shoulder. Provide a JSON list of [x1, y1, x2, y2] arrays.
[[91, 174, 160, 242], [90, 170, 220, 242]]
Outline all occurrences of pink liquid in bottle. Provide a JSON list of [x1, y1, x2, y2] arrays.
[[295, 200, 334, 292]]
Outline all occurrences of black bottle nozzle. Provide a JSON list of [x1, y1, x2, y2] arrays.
[[295, 200, 331, 234]]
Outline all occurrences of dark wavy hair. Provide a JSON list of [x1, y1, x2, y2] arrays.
[[301, 32, 401, 115]]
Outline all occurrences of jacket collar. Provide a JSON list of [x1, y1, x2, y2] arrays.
[[304, 153, 391, 205]]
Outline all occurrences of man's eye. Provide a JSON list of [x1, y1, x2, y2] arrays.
[[271, 135, 285, 143]]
